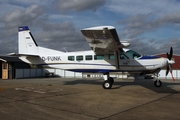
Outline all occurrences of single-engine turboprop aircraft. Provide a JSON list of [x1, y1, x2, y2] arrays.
[[8, 26, 175, 89]]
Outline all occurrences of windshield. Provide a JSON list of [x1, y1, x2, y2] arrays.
[[125, 50, 141, 59]]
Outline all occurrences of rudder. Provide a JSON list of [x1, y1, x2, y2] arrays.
[[18, 26, 38, 55]]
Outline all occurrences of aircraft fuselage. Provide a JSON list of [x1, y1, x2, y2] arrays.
[[21, 49, 167, 74]]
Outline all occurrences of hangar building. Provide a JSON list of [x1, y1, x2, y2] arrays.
[[0, 56, 30, 79]]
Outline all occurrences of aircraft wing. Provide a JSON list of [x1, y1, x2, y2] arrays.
[[81, 26, 130, 54]]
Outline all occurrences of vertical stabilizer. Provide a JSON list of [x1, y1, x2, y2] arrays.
[[18, 26, 38, 55]]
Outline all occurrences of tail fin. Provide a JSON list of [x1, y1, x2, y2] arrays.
[[18, 26, 39, 55]]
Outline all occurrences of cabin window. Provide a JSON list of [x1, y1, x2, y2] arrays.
[[120, 53, 129, 59], [109, 54, 114, 60], [126, 50, 141, 59], [94, 55, 104, 60], [68, 56, 74, 61], [86, 55, 92, 60], [76, 55, 83, 61]]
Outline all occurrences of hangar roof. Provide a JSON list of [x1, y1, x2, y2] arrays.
[[0, 56, 23, 62]]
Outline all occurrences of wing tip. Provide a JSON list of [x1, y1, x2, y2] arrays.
[[81, 26, 115, 30]]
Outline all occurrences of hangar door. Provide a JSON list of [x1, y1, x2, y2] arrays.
[[2, 62, 8, 79]]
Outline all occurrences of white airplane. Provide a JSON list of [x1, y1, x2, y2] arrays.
[[9, 26, 175, 89]]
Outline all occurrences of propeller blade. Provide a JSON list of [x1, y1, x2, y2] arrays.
[[169, 47, 173, 60], [166, 65, 169, 76], [166, 47, 175, 81], [170, 71, 175, 81], [169, 64, 172, 72], [166, 52, 170, 60]]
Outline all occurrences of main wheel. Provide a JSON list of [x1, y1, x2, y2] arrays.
[[109, 77, 114, 84], [102, 80, 112, 89], [154, 80, 162, 87]]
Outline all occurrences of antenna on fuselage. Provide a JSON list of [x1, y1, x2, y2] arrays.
[[63, 47, 68, 53]]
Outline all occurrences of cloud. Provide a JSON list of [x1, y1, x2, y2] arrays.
[[29, 21, 90, 52], [116, 11, 180, 55], [54, 0, 107, 13], [118, 12, 180, 39], [2, 4, 43, 27], [0, 0, 180, 56], [0, 4, 44, 55], [1, 0, 52, 6], [108, 0, 180, 15], [118, 14, 153, 38], [127, 37, 180, 55], [157, 38, 180, 55], [0, 4, 44, 39]]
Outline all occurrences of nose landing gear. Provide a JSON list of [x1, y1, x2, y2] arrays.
[[154, 71, 162, 87], [154, 79, 162, 87]]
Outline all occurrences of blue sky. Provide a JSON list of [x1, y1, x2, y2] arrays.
[[0, 0, 180, 55]]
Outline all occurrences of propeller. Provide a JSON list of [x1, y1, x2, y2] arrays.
[[166, 47, 175, 81]]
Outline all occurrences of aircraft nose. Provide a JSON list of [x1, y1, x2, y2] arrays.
[[168, 59, 175, 64], [163, 58, 175, 67], [164, 58, 168, 67], [165, 58, 175, 65]]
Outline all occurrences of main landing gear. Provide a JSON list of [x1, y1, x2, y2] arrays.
[[102, 77, 114, 89], [102, 74, 114, 89]]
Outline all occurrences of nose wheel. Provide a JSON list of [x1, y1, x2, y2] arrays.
[[154, 80, 162, 87]]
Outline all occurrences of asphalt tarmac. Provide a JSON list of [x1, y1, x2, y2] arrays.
[[0, 77, 180, 120]]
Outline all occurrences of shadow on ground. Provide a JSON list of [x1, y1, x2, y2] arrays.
[[63, 78, 180, 93]]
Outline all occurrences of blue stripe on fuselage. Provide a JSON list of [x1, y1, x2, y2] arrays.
[[138, 56, 161, 60]]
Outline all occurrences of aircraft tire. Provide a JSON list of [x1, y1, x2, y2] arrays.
[[102, 80, 112, 89], [154, 80, 162, 87], [109, 77, 114, 84]]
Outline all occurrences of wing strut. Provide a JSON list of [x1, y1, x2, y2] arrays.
[[114, 51, 119, 69]]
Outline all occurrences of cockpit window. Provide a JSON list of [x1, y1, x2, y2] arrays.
[[120, 53, 129, 59], [125, 50, 141, 59]]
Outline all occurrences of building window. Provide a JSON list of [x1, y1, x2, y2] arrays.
[[2, 62, 8, 69], [85, 55, 92, 60], [94, 55, 104, 60], [68, 56, 74, 61], [76, 55, 83, 61]]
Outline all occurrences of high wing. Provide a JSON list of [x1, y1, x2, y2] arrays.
[[81, 26, 130, 54]]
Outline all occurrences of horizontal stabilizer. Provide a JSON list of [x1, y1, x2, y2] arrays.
[[7, 53, 39, 57]]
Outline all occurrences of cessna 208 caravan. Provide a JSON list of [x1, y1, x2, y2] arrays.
[[9, 26, 175, 89]]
